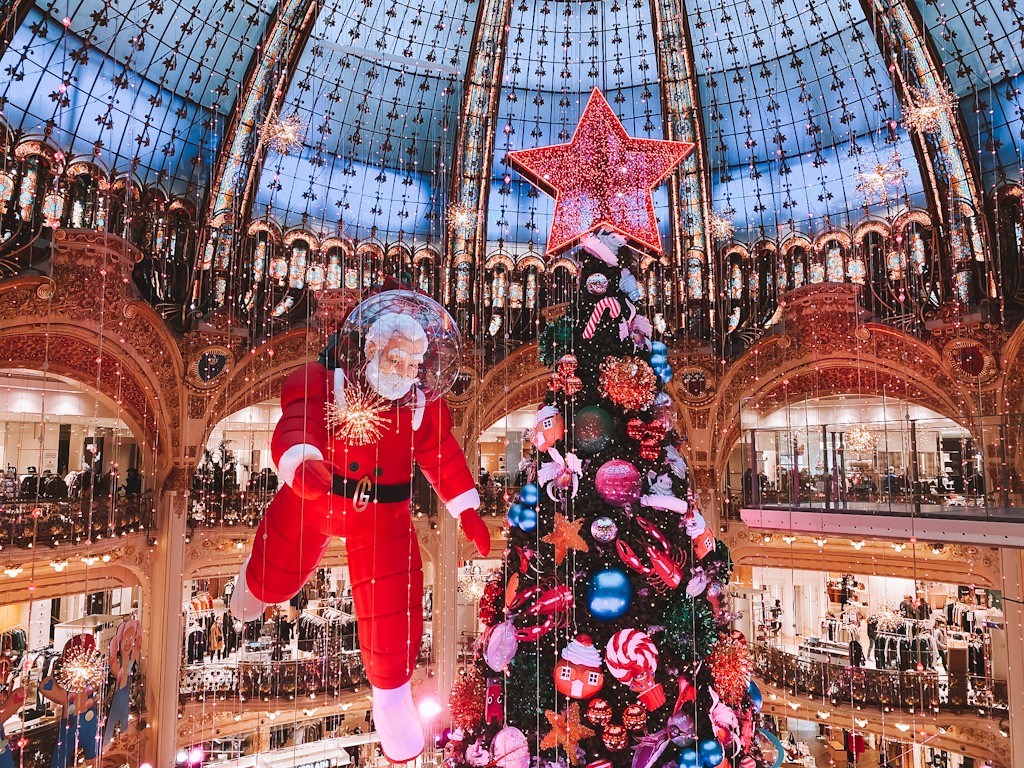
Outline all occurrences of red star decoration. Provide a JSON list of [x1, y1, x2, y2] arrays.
[[507, 87, 694, 256]]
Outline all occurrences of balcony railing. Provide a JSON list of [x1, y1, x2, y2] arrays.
[[0, 494, 155, 548], [752, 643, 1006, 713]]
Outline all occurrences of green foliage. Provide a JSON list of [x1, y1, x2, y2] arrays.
[[661, 597, 719, 666]]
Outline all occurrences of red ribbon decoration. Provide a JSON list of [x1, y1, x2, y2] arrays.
[[626, 417, 667, 461]]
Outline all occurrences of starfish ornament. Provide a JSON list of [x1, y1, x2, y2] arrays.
[[507, 87, 693, 256], [540, 702, 595, 764], [542, 512, 590, 565]]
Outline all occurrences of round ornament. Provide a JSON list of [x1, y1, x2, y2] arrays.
[[698, 739, 725, 768], [599, 356, 657, 411], [507, 503, 524, 527], [622, 704, 648, 732], [678, 748, 700, 768], [520, 483, 540, 506], [747, 681, 763, 713], [518, 507, 538, 533], [586, 698, 613, 727], [605, 628, 665, 710], [588, 569, 632, 620], [590, 517, 619, 543], [595, 460, 642, 506], [492, 727, 530, 768], [586, 273, 610, 295], [484, 620, 519, 671], [573, 406, 614, 454], [602, 725, 628, 751]]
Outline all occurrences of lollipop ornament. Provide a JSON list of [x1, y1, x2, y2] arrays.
[[605, 629, 666, 711]]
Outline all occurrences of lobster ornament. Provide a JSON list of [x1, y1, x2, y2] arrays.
[[615, 516, 686, 593]]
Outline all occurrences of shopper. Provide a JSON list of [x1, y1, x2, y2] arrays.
[[933, 618, 948, 668]]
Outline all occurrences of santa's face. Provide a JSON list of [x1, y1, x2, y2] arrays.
[[365, 334, 426, 400]]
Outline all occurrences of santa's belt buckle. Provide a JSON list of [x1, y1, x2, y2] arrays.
[[331, 474, 410, 508]]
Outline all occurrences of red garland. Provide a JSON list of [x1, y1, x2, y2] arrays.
[[599, 357, 658, 412], [449, 667, 487, 732]]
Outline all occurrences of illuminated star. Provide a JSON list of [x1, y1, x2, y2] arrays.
[[507, 87, 694, 256], [540, 702, 595, 764], [542, 512, 590, 565]]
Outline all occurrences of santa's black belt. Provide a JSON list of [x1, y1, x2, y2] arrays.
[[331, 475, 410, 504]]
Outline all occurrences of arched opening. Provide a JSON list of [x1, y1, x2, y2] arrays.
[[0, 368, 154, 548]]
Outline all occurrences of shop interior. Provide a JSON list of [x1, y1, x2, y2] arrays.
[[729, 396, 986, 507], [0, 369, 143, 499]]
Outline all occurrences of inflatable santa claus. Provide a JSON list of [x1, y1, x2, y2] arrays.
[[230, 291, 489, 763]]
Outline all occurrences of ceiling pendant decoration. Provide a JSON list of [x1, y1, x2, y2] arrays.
[[507, 87, 694, 256], [855, 153, 908, 204], [708, 211, 735, 242], [902, 83, 957, 135], [265, 111, 306, 156], [844, 424, 877, 454]]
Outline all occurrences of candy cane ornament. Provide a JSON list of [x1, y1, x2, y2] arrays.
[[583, 297, 622, 339]]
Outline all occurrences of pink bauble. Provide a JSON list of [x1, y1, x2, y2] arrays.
[[492, 727, 530, 768], [595, 460, 642, 506], [484, 620, 519, 671]]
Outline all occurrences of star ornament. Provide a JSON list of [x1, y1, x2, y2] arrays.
[[542, 512, 590, 565], [507, 87, 694, 256], [540, 702, 595, 764]]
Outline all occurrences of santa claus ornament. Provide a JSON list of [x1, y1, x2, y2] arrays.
[[554, 634, 605, 698], [228, 291, 490, 763]]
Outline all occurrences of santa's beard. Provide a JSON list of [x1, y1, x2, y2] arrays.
[[365, 355, 418, 400]]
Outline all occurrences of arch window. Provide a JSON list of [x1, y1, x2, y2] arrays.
[[17, 155, 40, 220], [825, 243, 844, 283], [326, 249, 343, 289], [686, 256, 704, 300], [288, 242, 308, 289], [525, 267, 539, 310]]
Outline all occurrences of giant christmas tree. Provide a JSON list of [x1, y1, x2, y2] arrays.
[[445, 231, 766, 768]]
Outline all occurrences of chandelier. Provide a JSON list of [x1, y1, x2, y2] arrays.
[[902, 83, 956, 135], [844, 424, 877, 453], [459, 565, 489, 601], [56, 646, 106, 692], [265, 111, 305, 155], [856, 153, 908, 204], [708, 211, 735, 242]]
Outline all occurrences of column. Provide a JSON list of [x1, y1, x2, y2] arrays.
[[434, 510, 461, 719], [145, 485, 189, 766], [999, 549, 1023, 758]]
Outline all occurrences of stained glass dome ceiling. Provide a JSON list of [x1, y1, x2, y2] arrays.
[[0, 0, 1020, 245]]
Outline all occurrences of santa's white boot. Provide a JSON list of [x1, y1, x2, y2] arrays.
[[371, 682, 424, 763], [229, 556, 268, 622]]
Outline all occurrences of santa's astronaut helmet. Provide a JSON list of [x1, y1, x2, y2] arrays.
[[326, 290, 463, 404]]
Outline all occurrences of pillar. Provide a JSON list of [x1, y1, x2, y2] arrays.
[[434, 510, 461, 720], [146, 484, 189, 766], [999, 549, 1024, 752]]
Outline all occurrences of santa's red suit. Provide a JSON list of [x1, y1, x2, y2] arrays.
[[231, 361, 486, 762]]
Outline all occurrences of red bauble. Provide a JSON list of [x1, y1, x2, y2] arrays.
[[602, 724, 629, 751], [586, 698, 613, 727], [622, 704, 648, 732]]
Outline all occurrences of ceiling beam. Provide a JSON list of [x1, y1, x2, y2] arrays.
[[189, 0, 321, 320], [445, 0, 513, 307], [649, 0, 711, 323], [862, 0, 995, 304]]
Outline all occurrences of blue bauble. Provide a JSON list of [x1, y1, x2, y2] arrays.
[[698, 739, 724, 768], [649, 353, 668, 367], [518, 506, 538, 532], [587, 568, 632, 620], [678, 748, 700, 768], [659, 367, 673, 383], [651, 341, 668, 356], [507, 503, 524, 527], [747, 680, 763, 713], [519, 483, 540, 506]]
